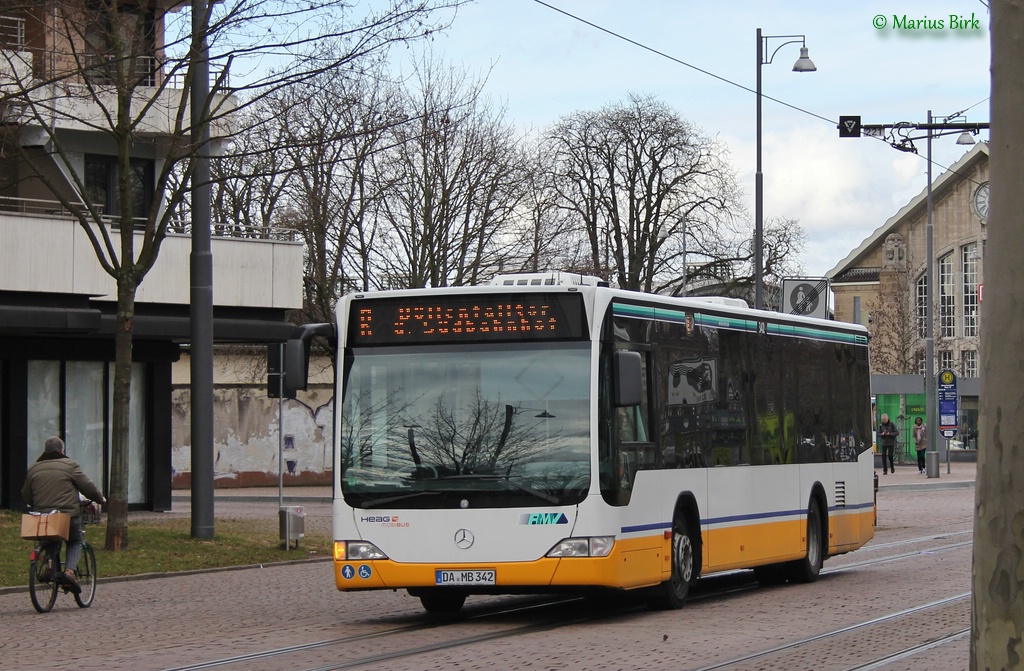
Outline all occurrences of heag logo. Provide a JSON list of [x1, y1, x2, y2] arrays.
[[360, 515, 410, 528]]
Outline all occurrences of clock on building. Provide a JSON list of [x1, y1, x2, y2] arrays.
[[973, 181, 989, 220]]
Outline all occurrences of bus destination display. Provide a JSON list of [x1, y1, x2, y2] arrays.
[[350, 293, 586, 345]]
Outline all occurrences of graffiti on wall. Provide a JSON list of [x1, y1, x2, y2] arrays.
[[170, 386, 334, 488]]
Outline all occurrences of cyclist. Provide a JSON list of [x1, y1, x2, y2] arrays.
[[21, 436, 106, 594]]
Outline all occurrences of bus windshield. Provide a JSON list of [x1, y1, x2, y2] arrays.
[[339, 342, 591, 508]]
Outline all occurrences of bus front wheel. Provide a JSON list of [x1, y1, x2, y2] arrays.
[[417, 589, 467, 614], [647, 515, 696, 610]]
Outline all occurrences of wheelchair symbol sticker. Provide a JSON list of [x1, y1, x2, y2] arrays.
[[358, 564, 372, 579]]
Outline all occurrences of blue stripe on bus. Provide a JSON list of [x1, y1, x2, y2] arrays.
[[621, 500, 874, 535], [829, 502, 875, 512], [620, 521, 673, 534], [706, 508, 806, 526]]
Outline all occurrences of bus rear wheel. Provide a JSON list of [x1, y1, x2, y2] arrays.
[[647, 516, 695, 610], [785, 499, 824, 584]]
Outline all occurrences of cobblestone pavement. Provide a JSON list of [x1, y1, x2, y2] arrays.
[[0, 462, 978, 671]]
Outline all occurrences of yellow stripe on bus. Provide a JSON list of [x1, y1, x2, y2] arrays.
[[334, 509, 875, 592], [334, 535, 670, 592]]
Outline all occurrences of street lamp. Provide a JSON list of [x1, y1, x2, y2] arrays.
[[755, 29, 816, 310]]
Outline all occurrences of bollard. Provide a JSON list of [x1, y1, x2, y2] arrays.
[[873, 471, 878, 526], [926, 450, 940, 478]]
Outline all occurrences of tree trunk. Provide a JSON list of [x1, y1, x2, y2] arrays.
[[105, 276, 135, 551], [971, 1, 1024, 667]]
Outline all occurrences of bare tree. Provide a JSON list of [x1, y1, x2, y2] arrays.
[[511, 142, 589, 273], [209, 100, 296, 239], [0, 0, 465, 550], [372, 55, 528, 288], [271, 68, 402, 323], [544, 93, 748, 293], [866, 264, 918, 375]]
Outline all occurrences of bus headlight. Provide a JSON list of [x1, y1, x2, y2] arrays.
[[546, 536, 615, 558], [335, 541, 388, 561]]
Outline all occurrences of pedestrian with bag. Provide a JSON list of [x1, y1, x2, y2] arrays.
[[913, 416, 927, 474]]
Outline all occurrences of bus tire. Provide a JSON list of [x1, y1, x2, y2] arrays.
[[418, 589, 467, 614], [785, 499, 824, 584], [647, 514, 695, 610]]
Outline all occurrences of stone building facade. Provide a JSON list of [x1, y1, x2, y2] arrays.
[[827, 142, 988, 445]]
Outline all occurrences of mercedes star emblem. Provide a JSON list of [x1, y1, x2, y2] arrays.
[[454, 528, 475, 549]]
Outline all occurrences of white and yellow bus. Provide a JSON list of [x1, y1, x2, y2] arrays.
[[290, 272, 875, 613]]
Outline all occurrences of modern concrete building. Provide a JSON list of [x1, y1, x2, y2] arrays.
[[0, 5, 303, 510], [828, 142, 987, 452]]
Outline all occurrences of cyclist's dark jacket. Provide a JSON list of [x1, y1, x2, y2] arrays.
[[21, 453, 103, 516]]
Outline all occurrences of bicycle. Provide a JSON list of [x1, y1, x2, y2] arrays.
[[28, 503, 99, 613]]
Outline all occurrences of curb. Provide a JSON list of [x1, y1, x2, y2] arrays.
[[879, 480, 975, 492], [0, 555, 332, 597]]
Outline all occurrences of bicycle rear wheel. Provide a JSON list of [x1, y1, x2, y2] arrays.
[[29, 545, 59, 613], [74, 543, 97, 608]]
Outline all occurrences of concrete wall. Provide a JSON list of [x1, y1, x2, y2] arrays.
[[170, 385, 334, 488], [170, 352, 336, 488], [0, 213, 303, 309]]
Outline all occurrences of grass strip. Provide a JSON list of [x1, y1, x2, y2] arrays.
[[1, 511, 331, 588]]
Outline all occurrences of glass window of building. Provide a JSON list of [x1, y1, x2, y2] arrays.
[[962, 243, 979, 338], [25, 359, 147, 503], [962, 349, 978, 378], [939, 350, 954, 371], [916, 275, 928, 339], [939, 252, 955, 338]]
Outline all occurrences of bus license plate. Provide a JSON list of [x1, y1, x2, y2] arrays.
[[435, 569, 496, 585]]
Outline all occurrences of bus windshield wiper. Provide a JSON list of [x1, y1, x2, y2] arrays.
[[360, 490, 441, 509], [441, 474, 561, 504]]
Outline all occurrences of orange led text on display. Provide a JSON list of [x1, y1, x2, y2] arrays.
[[359, 303, 557, 338]]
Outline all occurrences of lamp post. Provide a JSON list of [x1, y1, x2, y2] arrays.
[[860, 113, 987, 478], [755, 28, 816, 310]]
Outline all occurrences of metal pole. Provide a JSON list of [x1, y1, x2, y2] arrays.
[[278, 342, 290, 549], [189, 0, 215, 537], [925, 110, 939, 479], [278, 343, 284, 511], [754, 28, 764, 310]]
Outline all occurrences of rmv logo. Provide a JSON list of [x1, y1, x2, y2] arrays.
[[521, 512, 569, 525]]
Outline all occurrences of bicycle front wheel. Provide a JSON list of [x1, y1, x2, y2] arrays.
[[29, 545, 59, 613], [74, 543, 97, 608]]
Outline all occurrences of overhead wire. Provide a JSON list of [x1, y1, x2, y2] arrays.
[[530, 0, 990, 182]]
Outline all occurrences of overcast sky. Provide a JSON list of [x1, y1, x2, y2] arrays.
[[408, 0, 991, 278]]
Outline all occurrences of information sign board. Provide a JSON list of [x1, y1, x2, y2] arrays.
[[937, 369, 959, 439]]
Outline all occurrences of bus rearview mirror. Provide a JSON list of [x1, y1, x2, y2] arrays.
[[615, 350, 642, 407]]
